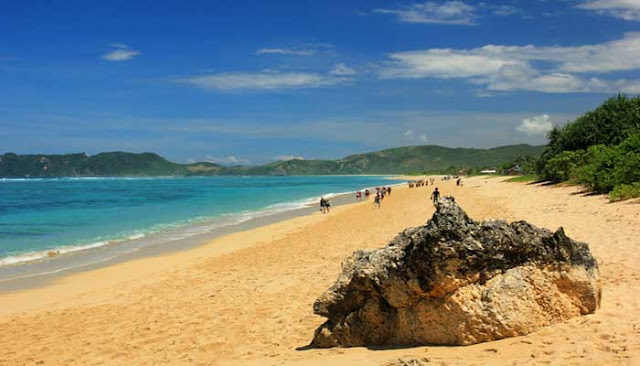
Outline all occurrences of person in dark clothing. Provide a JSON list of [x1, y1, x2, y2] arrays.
[[430, 187, 440, 205]]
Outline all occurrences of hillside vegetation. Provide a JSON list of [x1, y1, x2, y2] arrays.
[[0, 152, 186, 177], [0, 144, 544, 178], [537, 95, 640, 201]]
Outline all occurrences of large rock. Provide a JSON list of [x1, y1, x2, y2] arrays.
[[312, 197, 601, 347]]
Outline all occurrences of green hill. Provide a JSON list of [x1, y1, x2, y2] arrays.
[[0, 152, 189, 177], [335, 144, 544, 174], [0, 144, 544, 178]]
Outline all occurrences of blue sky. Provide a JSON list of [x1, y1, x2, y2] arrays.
[[2, 0, 640, 164]]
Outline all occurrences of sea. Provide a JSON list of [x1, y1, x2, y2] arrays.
[[0, 175, 396, 280]]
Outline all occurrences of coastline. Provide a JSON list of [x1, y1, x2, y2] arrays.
[[1, 176, 639, 365], [0, 179, 404, 292]]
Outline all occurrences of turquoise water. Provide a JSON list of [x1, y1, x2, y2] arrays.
[[0, 176, 394, 266]]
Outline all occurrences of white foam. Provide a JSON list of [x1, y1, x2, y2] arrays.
[[0, 240, 113, 266], [0, 177, 399, 268]]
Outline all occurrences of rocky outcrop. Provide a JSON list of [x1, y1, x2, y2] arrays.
[[312, 197, 601, 347]]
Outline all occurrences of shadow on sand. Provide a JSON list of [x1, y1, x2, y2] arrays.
[[296, 342, 449, 352]]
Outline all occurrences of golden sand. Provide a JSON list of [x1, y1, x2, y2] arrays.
[[1, 177, 639, 365]]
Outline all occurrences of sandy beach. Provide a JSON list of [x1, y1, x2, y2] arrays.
[[1, 176, 639, 366]]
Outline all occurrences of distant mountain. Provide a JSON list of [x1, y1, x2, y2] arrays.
[[333, 144, 545, 174], [0, 152, 188, 177], [0, 144, 544, 178]]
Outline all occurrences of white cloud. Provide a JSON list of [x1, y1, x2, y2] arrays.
[[330, 63, 358, 76], [577, 0, 640, 21], [372, 2, 522, 25], [487, 70, 590, 93], [256, 43, 334, 56], [205, 155, 251, 165], [101, 44, 141, 62], [374, 1, 477, 25], [381, 49, 519, 79], [256, 48, 316, 56], [490, 5, 521, 16], [378, 33, 640, 93], [179, 71, 351, 90], [516, 114, 554, 136], [275, 155, 304, 161], [403, 129, 428, 143]]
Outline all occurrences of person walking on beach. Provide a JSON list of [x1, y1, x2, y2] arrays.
[[325, 198, 331, 213], [430, 187, 440, 206], [320, 197, 327, 213], [373, 193, 381, 209]]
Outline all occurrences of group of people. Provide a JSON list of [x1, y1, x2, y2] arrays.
[[372, 186, 392, 209], [320, 186, 395, 213], [354, 186, 393, 209], [408, 175, 467, 207], [441, 175, 463, 182], [408, 178, 437, 188], [320, 179, 447, 213], [409, 176, 463, 189]]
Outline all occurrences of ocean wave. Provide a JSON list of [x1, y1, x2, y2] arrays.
[[0, 177, 399, 268], [0, 231, 149, 267]]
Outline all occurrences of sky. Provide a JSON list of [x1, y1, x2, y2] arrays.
[[1, 0, 640, 165]]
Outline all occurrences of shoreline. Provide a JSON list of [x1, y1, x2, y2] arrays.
[[0, 179, 406, 294], [1, 176, 638, 365]]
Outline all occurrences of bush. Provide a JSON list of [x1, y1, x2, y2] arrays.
[[553, 94, 640, 151], [537, 94, 640, 178], [541, 150, 587, 183], [575, 145, 618, 193], [575, 134, 640, 193], [614, 133, 640, 185], [610, 183, 640, 202], [536, 95, 640, 201]]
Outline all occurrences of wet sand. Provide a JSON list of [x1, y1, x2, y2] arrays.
[[1, 176, 639, 365], [0, 188, 364, 292]]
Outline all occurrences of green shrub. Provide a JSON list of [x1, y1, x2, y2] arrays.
[[541, 150, 587, 183], [575, 145, 618, 193], [553, 94, 640, 151], [610, 183, 640, 202], [537, 94, 640, 178], [576, 134, 640, 193], [614, 133, 640, 185]]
